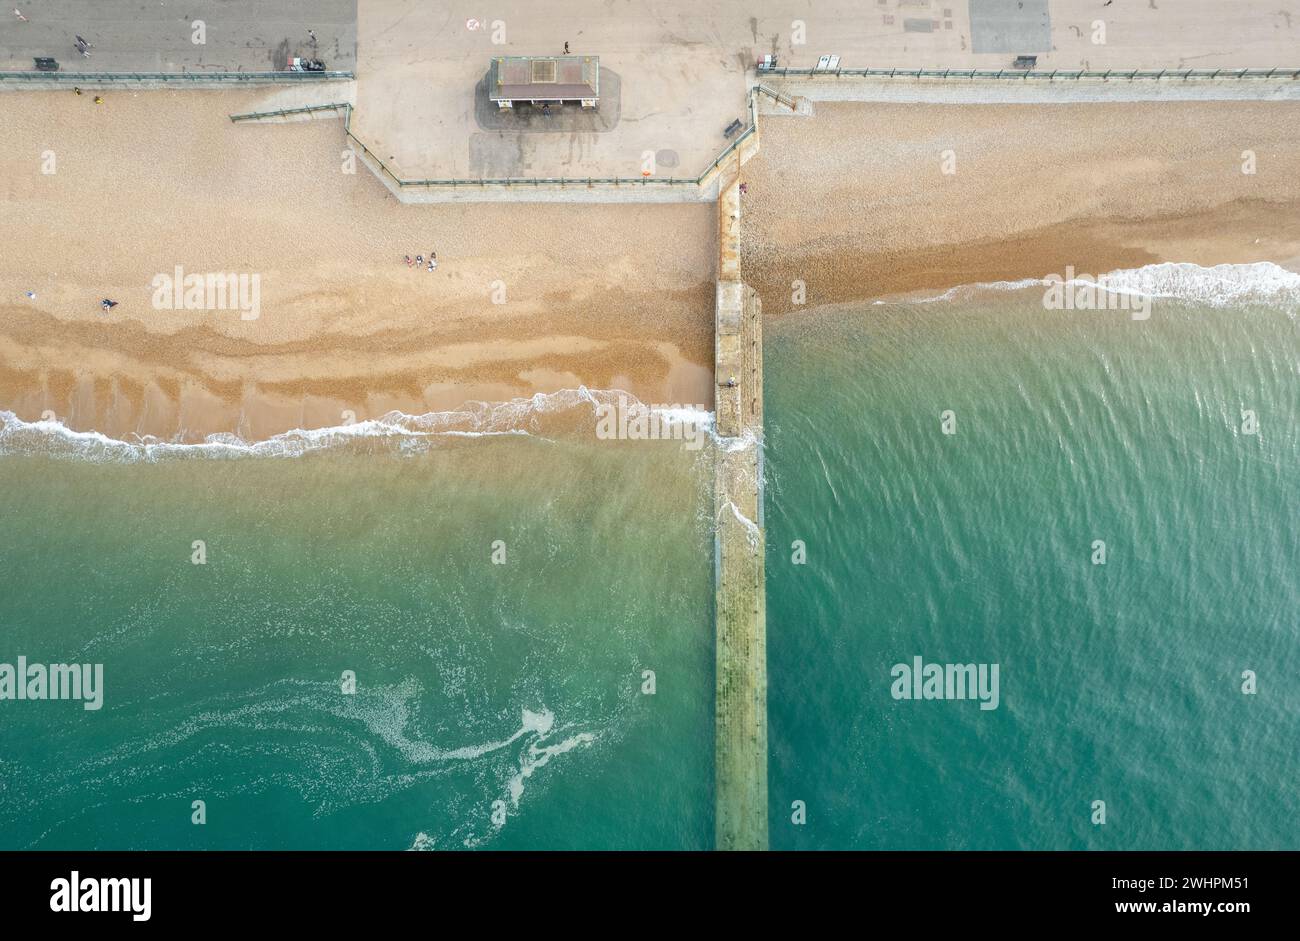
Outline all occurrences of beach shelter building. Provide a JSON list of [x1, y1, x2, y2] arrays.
[[490, 56, 599, 109]]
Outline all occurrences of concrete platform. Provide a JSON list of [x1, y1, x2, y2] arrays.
[[348, 0, 1299, 186], [352, 0, 753, 182]]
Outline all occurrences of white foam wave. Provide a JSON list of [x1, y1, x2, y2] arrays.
[[409, 703, 598, 850], [59, 675, 600, 850], [408, 832, 437, 851], [653, 404, 715, 428], [0, 387, 723, 462], [506, 730, 596, 808], [717, 427, 763, 451], [721, 500, 762, 550], [897, 262, 1300, 310]]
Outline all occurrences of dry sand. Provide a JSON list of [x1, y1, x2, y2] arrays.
[[740, 101, 1300, 314], [0, 89, 716, 441], [4, 91, 1300, 442]]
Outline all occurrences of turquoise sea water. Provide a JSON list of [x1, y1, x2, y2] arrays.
[[0, 403, 715, 850], [1, 264, 1296, 850], [765, 272, 1299, 849]]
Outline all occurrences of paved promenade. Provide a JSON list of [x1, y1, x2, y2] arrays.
[[0, 0, 355, 72]]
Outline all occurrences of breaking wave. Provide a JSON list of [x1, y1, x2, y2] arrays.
[[894, 261, 1300, 311], [0, 387, 719, 462]]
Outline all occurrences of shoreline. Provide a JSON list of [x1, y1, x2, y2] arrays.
[[741, 101, 1300, 316], [4, 94, 1300, 442], [0, 386, 716, 459], [0, 90, 717, 442], [745, 199, 1300, 317], [2, 253, 1294, 455]]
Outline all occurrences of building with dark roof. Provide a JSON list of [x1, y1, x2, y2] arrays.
[[490, 56, 599, 109]]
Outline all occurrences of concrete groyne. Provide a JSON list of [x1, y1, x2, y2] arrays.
[[713, 153, 767, 851]]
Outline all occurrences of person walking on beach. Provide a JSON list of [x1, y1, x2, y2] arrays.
[[564, 42, 569, 54], [428, 252, 437, 271], [404, 254, 413, 268], [415, 255, 423, 267]]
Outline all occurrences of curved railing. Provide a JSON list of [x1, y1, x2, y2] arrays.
[[232, 93, 761, 192]]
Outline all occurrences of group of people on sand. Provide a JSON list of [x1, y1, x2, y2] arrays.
[[404, 252, 437, 272]]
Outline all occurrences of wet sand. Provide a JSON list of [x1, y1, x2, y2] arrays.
[[4, 92, 1300, 441], [0, 89, 717, 441], [740, 101, 1300, 313]]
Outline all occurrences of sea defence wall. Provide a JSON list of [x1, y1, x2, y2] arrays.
[[0, 70, 354, 91], [757, 71, 1300, 105], [713, 153, 768, 851], [343, 97, 760, 205]]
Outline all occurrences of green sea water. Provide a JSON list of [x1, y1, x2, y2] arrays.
[[0, 410, 715, 849], [1, 265, 1296, 850], [765, 273, 1299, 849]]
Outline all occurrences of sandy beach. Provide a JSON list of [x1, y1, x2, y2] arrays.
[[741, 101, 1300, 314], [0, 89, 716, 441], [3, 90, 1300, 441]]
